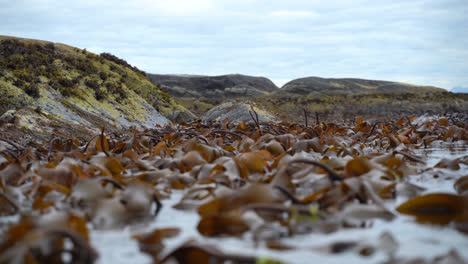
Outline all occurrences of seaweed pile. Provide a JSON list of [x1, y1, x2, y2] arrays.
[[0, 113, 467, 264]]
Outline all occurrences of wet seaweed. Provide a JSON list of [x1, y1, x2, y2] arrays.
[[0, 113, 467, 263]]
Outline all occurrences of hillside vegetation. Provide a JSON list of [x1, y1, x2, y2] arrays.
[[0, 36, 194, 138], [146, 72, 466, 121], [278, 76, 445, 95], [259, 89, 467, 122], [1, 35, 466, 134]]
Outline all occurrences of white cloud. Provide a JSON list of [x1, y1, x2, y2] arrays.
[[127, 0, 215, 16], [268, 10, 319, 18]]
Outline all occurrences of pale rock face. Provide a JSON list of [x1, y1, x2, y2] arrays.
[[37, 89, 95, 128], [0, 90, 170, 142], [16, 110, 53, 134], [0, 110, 16, 124], [37, 88, 169, 130], [201, 101, 277, 123], [0, 108, 54, 134]]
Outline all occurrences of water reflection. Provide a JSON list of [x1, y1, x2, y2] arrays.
[[412, 145, 467, 167]]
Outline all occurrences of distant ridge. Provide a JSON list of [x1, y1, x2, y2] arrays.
[[451, 86, 468, 93], [146, 73, 279, 99], [147, 73, 447, 98]]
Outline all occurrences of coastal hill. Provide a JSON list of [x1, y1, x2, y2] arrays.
[[259, 77, 464, 121], [0, 36, 194, 139], [278, 76, 445, 95]]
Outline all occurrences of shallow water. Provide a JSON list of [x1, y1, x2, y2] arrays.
[[92, 146, 468, 264], [411, 143, 467, 167]]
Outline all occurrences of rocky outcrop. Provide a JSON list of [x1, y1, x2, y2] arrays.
[[201, 101, 277, 123]]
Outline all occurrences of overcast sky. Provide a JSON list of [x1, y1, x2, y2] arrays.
[[1, 0, 467, 90]]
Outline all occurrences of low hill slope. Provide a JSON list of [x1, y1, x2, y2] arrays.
[[0, 36, 194, 138], [279, 76, 445, 95]]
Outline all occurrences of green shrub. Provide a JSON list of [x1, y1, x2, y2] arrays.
[[109, 64, 118, 72], [160, 91, 173, 102], [72, 77, 81, 85], [63, 56, 98, 74], [99, 71, 108, 81], [13, 78, 25, 88], [59, 78, 74, 88], [95, 88, 107, 100], [105, 81, 118, 93], [85, 78, 100, 90], [49, 80, 60, 90], [86, 52, 96, 59], [104, 81, 127, 100], [44, 43, 55, 53], [24, 83, 40, 98], [0, 39, 27, 57], [59, 86, 81, 97], [59, 87, 73, 97], [99, 52, 146, 76], [13, 70, 34, 83], [116, 87, 128, 100]]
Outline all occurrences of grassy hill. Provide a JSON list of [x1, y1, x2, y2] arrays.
[[147, 73, 279, 98], [278, 76, 445, 95], [0, 36, 194, 137], [262, 76, 466, 121]]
